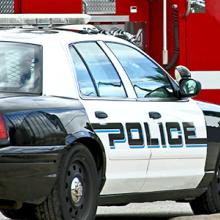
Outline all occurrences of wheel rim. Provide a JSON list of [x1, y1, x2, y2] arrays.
[[71, 177, 83, 204], [65, 161, 88, 218]]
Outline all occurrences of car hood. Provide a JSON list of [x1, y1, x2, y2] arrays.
[[197, 100, 220, 116]]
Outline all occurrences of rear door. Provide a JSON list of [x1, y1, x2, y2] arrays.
[[106, 42, 207, 192], [69, 42, 151, 195]]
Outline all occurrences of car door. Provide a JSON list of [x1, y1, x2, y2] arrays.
[[69, 42, 151, 195], [106, 42, 207, 193]]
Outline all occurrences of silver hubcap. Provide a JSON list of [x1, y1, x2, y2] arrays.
[[71, 177, 83, 203]]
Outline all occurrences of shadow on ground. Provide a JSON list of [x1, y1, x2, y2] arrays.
[[96, 212, 193, 220]]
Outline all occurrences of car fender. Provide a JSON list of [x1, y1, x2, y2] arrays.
[[197, 101, 220, 188], [65, 129, 106, 191]]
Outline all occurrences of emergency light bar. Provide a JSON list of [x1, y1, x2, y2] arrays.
[[0, 14, 91, 27]]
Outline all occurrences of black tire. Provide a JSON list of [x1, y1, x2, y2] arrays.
[[1, 204, 36, 219], [190, 157, 220, 214], [35, 143, 98, 220]]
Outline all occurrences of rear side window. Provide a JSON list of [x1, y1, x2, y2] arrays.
[[70, 47, 97, 97], [107, 43, 175, 99], [73, 42, 127, 98], [0, 42, 42, 94]]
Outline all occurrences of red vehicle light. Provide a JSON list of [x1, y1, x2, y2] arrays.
[[0, 114, 8, 140]]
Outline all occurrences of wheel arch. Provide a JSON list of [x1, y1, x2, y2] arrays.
[[65, 130, 106, 192]]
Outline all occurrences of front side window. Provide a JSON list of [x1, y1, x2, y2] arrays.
[[107, 43, 175, 99], [0, 42, 42, 94], [74, 42, 127, 98]]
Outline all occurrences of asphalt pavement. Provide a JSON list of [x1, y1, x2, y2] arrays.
[[96, 202, 193, 220], [0, 201, 220, 220]]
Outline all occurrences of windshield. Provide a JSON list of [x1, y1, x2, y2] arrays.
[[0, 42, 42, 94]]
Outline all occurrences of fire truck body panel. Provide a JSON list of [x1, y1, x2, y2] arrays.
[[14, 0, 82, 14], [186, 0, 220, 104], [145, 0, 220, 105]]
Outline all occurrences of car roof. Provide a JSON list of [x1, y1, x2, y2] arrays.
[[0, 25, 133, 46]]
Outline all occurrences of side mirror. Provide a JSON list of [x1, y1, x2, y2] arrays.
[[175, 65, 191, 82], [179, 79, 201, 97]]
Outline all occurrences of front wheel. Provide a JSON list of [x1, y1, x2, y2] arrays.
[[190, 156, 220, 214], [36, 143, 98, 220]]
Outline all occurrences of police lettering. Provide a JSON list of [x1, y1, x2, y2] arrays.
[[92, 122, 206, 149]]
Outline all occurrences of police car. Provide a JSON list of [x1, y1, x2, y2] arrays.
[[0, 14, 219, 220]]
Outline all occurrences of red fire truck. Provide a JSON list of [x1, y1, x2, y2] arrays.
[[0, 0, 218, 104]]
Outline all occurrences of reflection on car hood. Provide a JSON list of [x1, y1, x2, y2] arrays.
[[197, 100, 220, 115], [0, 92, 33, 99]]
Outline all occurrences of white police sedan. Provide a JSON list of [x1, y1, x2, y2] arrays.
[[0, 14, 219, 220]]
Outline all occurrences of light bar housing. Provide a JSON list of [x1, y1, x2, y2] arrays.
[[0, 14, 91, 27]]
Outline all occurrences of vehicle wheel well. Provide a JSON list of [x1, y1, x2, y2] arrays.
[[75, 137, 106, 191]]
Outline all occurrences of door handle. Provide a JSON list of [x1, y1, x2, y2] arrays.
[[149, 112, 161, 119], [95, 111, 108, 119]]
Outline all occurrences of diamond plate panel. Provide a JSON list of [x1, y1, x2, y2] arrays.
[[191, 0, 205, 13], [0, 0, 14, 14], [84, 0, 116, 14]]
